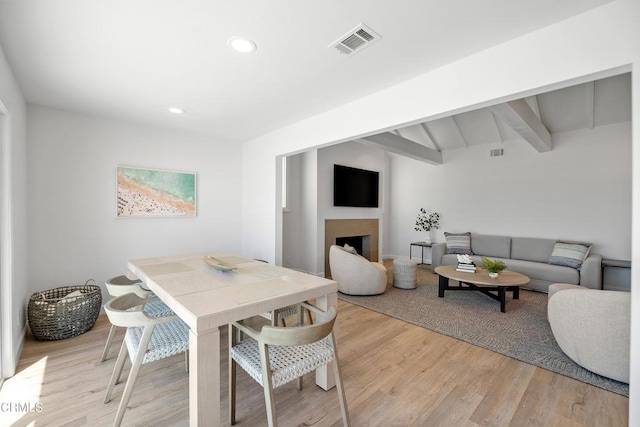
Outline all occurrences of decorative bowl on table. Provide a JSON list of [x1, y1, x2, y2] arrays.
[[203, 255, 238, 272]]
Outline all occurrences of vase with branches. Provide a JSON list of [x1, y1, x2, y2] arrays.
[[414, 208, 440, 244]]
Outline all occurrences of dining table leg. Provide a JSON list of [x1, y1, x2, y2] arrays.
[[314, 292, 337, 391], [189, 328, 220, 426]]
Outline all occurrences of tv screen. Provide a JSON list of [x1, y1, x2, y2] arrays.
[[333, 164, 379, 207]]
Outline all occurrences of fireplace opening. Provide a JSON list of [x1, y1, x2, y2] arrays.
[[325, 218, 378, 279], [335, 235, 371, 260]]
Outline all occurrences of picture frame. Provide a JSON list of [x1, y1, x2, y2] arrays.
[[116, 166, 197, 218]]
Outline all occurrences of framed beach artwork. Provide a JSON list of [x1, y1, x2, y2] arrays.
[[116, 166, 197, 218]]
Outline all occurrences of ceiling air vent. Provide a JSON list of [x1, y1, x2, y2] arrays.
[[330, 24, 381, 56], [490, 148, 505, 157]]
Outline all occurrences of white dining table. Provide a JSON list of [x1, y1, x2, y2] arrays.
[[127, 253, 338, 426]]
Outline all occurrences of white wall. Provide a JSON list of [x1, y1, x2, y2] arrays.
[[243, 1, 640, 422], [317, 141, 386, 270], [318, 141, 385, 222], [282, 151, 320, 272], [300, 150, 319, 272], [283, 142, 386, 275], [388, 122, 631, 260], [0, 40, 28, 377], [27, 106, 243, 301], [282, 155, 302, 269]]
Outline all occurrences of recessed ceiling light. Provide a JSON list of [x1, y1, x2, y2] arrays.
[[168, 107, 185, 114], [228, 37, 257, 53]]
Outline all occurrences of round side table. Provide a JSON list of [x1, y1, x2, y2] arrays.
[[393, 258, 418, 289]]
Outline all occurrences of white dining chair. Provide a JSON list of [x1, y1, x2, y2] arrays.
[[101, 275, 174, 362], [229, 302, 350, 427], [103, 293, 189, 427]]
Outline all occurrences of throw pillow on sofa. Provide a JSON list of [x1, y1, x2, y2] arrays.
[[444, 232, 473, 255], [548, 240, 592, 269]]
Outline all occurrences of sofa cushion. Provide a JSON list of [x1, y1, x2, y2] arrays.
[[504, 259, 580, 285], [471, 234, 511, 259], [441, 254, 485, 267], [549, 240, 593, 269], [511, 237, 556, 263], [441, 254, 459, 266], [444, 232, 472, 254]]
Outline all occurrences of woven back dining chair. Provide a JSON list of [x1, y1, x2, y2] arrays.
[[259, 303, 314, 327], [229, 302, 350, 427], [103, 293, 189, 427], [253, 262, 313, 326], [101, 275, 174, 362]]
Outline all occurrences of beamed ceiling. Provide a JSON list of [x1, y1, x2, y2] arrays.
[[357, 73, 631, 164]]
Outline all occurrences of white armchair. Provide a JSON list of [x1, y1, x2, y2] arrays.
[[547, 283, 630, 383], [329, 245, 387, 295]]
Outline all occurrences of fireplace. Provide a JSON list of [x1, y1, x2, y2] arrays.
[[335, 235, 371, 260], [325, 219, 379, 278]]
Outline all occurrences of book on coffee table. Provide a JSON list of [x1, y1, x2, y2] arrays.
[[456, 262, 476, 273]]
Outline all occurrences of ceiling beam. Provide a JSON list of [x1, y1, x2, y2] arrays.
[[449, 116, 468, 148], [419, 123, 441, 152], [357, 132, 443, 165], [490, 112, 506, 143], [394, 128, 409, 140], [397, 125, 440, 152], [524, 95, 541, 118], [490, 100, 552, 152]]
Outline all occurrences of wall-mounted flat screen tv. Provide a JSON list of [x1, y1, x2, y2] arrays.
[[333, 164, 379, 208]]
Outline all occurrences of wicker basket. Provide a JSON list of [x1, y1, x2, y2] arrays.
[[27, 280, 102, 341]]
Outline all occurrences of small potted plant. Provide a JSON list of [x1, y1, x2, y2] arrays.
[[414, 208, 440, 244], [482, 257, 506, 278]]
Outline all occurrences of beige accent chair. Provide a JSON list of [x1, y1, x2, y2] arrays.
[[547, 283, 630, 383], [329, 245, 387, 295]]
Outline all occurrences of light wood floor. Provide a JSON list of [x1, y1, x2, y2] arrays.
[[1, 299, 628, 426]]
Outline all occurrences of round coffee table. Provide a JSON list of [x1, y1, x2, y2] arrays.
[[434, 265, 530, 312]]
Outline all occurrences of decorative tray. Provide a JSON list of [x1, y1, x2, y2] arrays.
[[203, 255, 238, 272]]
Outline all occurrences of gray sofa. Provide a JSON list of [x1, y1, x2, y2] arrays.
[[431, 234, 602, 292]]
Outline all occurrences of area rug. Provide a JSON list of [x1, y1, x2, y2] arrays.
[[338, 264, 629, 397]]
